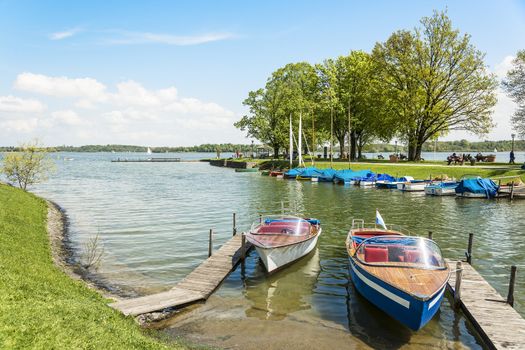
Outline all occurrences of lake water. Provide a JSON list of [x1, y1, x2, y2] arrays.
[[29, 152, 525, 349]]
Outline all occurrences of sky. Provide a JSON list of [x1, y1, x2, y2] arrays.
[[1, 0, 525, 147]]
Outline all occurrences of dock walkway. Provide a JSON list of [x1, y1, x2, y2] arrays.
[[446, 259, 525, 350], [110, 234, 250, 316]]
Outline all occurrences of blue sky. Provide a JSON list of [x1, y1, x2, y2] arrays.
[[1, 0, 524, 146]]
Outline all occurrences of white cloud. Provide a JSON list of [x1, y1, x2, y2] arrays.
[[14, 73, 107, 101], [2, 72, 241, 146], [0, 95, 46, 113], [50, 27, 82, 40], [51, 110, 87, 126], [107, 31, 235, 46], [0, 118, 39, 133]]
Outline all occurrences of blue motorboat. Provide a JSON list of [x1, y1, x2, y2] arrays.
[[376, 176, 413, 189], [455, 177, 499, 198], [346, 220, 449, 330], [296, 167, 324, 181]]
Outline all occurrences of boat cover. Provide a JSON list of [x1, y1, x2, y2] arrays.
[[297, 167, 324, 178], [334, 169, 374, 182], [455, 177, 498, 198], [376, 173, 396, 182], [284, 167, 305, 177], [317, 168, 337, 181]]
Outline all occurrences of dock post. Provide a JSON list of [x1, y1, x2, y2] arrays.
[[454, 261, 463, 308], [428, 231, 433, 240], [208, 229, 213, 257], [241, 233, 246, 261], [507, 265, 517, 307], [233, 213, 237, 236], [259, 214, 262, 224], [510, 182, 515, 200], [466, 233, 474, 264]]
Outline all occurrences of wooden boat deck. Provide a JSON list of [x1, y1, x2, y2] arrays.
[[446, 259, 525, 350], [110, 234, 251, 316]]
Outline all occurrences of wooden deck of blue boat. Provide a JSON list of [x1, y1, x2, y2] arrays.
[[110, 234, 251, 316], [446, 259, 525, 350]]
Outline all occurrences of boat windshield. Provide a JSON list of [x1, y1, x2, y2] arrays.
[[251, 216, 316, 236], [354, 236, 446, 270]]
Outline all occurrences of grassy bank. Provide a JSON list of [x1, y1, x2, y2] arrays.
[[0, 184, 182, 349]]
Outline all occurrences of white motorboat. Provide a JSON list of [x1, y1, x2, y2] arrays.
[[245, 215, 322, 273]]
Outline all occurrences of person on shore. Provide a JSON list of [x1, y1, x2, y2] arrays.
[[510, 150, 515, 164]]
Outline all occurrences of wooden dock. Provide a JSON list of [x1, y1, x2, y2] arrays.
[[110, 233, 250, 316], [446, 259, 525, 350], [111, 157, 181, 163]]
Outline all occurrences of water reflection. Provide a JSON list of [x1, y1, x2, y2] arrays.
[[244, 249, 321, 320]]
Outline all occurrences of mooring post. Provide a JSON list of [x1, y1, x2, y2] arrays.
[[259, 214, 262, 224], [507, 265, 517, 307], [208, 229, 213, 257], [233, 212, 237, 236], [510, 182, 515, 200], [241, 233, 246, 261], [454, 261, 463, 308], [428, 231, 433, 240], [466, 233, 474, 264]]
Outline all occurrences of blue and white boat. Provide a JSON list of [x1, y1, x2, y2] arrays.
[[345, 219, 450, 330], [311, 168, 337, 182], [334, 169, 374, 185], [424, 181, 459, 196], [283, 167, 305, 179], [455, 177, 499, 198], [376, 176, 413, 189]]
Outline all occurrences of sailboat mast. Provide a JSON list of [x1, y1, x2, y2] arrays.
[[298, 112, 303, 167], [289, 113, 293, 169], [330, 107, 333, 167], [348, 101, 351, 169]]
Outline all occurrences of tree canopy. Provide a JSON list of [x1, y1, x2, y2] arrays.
[[503, 50, 525, 137]]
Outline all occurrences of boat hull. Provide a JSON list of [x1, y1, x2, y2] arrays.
[[425, 186, 457, 196], [253, 230, 321, 273], [349, 258, 446, 330], [398, 182, 428, 192]]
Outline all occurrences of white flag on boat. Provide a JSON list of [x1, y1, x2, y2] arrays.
[[376, 210, 387, 230]]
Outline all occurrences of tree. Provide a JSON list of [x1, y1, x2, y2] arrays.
[[235, 62, 318, 158], [503, 50, 525, 136], [2, 139, 55, 190], [372, 11, 498, 160]]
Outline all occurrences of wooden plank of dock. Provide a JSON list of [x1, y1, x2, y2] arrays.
[[110, 234, 251, 316], [446, 259, 525, 350]]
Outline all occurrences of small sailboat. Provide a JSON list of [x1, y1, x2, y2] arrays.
[[147, 147, 152, 154], [345, 212, 449, 330], [245, 215, 322, 273], [455, 176, 499, 198]]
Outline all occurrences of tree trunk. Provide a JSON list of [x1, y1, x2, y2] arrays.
[[407, 135, 417, 161], [350, 131, 357, 161], [273, 145, 280, 159], [338, 136, 346, 159], [357, 136, 363, 159]]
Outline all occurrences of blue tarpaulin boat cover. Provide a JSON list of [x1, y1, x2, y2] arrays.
[[335, 169, 374, 182], [376, 173, 396, 182], [318, 168, 337, 181], [298, 167, 324, 178], [284, 167, 305, 177], [455, 177, 498, 198]]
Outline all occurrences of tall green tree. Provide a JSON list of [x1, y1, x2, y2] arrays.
[[372, 11, 498, 160], [503, 50, 525, 137]]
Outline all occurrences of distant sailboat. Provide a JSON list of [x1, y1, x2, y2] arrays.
[[147, 147, 152, 154], [494, 148, 498, 152]]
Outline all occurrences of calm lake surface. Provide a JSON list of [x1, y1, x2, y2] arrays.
[[31, 152, 525, 349]]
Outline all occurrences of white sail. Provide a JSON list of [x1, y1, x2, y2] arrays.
[[147, 147, 152, 154]]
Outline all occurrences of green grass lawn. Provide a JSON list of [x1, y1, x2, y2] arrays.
[[0, 184, 184, 349]]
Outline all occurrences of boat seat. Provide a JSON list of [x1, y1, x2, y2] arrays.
[[364, 246, 389, 263], [404, 249, 421, 263]]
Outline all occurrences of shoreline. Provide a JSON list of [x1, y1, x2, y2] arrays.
[[45, 198, 189, 325], [45, 200, 123, 303]]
